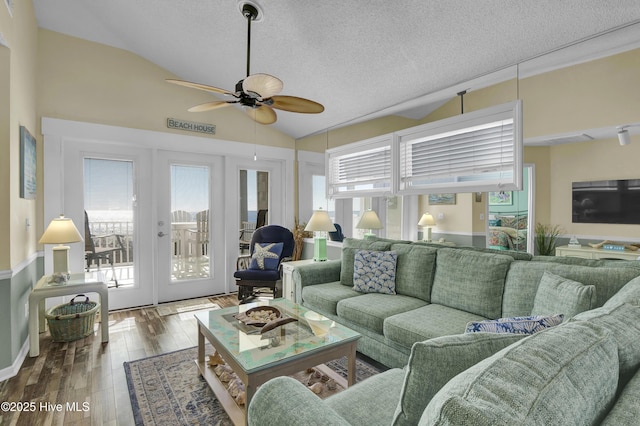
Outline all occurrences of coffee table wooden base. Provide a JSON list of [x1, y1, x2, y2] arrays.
[[196, 322, 358, 426]]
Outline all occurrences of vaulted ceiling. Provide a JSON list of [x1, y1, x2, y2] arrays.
[[33, 1, 640, 139]]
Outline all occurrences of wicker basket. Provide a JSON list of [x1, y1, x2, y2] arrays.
[[45, 294, 100, 342]]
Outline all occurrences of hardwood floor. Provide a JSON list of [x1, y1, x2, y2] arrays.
[[0, 294, 239, 426]]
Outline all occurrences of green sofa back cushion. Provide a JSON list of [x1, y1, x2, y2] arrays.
[[431, 248, 512, 319], [422, 321, 619, 426], [390, 243, 437, 302], [604, 275, 640, 308], [569, 302, 640, 390], [340, 238, 396, 287], [502, 262, 640, 318], [392, 332, 526, 426], [531, 271, 596, 319]]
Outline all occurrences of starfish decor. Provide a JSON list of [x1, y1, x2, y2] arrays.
[[252, 243, 280, 269]]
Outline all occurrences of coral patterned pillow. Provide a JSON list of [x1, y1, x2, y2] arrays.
[[353, 250, 398, 294]]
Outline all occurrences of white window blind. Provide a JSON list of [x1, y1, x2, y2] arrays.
[[397, 101, 522, 194], [326, 135, 393, 198]]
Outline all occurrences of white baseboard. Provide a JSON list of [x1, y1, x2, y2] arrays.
[[0, 338, 29, 382]]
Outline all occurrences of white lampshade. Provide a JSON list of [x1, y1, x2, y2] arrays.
[[39, 215, 83, 244], [418, 213, 436, 227], [356, 210, 383, 230], [39, 215, 83, 274], [304, 209, 337, 232]]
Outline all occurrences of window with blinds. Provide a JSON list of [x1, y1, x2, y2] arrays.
[[326, 134, 393, 198], [397, 101, 522, 194]]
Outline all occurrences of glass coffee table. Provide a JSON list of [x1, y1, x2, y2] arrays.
[[194, 298, 361, 425]]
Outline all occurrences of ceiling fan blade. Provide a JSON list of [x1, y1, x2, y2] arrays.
[[245, 105, 277, 124], [242, 73, 283, 99], [166, 79, 235, 96], [269, 95, 324, 114], [188, 101, 234, 112]]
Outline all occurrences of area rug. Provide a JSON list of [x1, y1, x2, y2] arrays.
[[124, 346, 384, 426], [155, 298, 220, 316]]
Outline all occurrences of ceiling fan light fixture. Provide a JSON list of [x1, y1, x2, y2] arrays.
[[243, 73, 283, 99]]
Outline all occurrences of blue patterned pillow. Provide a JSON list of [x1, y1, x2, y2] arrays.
[[353, 250, 398, 294], [249, 242, 283, 270], [465, 314, 564, 335]]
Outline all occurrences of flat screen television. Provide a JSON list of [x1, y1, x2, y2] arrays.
[[572, 179, 640, 224]]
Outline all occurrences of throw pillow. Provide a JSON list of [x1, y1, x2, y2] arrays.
[[465, 314, 564, 335], [531, 271, 596, 319], [249, 242, 283, 271], [352, 249, 397, 294]]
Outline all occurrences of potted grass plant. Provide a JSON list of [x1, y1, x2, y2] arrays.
[[534, 223, 563, 256]]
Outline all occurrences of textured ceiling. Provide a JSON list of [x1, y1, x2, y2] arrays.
[[33, 1, 640, 139]]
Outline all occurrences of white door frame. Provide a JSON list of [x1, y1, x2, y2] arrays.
[[42, 117, 295, 307]]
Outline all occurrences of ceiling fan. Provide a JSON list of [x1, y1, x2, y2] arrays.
[[167, 3, 324, 125]]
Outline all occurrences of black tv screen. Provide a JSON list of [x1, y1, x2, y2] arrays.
[[572, 179, 640, 224]]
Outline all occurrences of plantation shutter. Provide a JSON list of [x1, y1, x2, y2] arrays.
[[326, 134, 393, 198], [397, 101, 522, 194]]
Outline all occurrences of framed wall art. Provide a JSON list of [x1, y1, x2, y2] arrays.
[[488, 191, 512, 206], [428, 193, 456, 205], [20, 125, 37, 199]]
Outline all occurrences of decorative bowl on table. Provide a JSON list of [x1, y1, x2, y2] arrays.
[[234, 306, 281, 327], [304, 311, 334, 337]]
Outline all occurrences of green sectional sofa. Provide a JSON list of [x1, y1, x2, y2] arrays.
[[247, 238, 640, 425]]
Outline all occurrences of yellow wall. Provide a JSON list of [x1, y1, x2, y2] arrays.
[[0, 0, 38, 270]]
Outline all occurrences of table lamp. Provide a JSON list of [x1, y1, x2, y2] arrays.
[[356, 210, 383, 238], [39, 214, 84, 274], [305, 208, 336, 262], [418, 212, 436, 242]]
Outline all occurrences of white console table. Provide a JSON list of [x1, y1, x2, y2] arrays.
[[281, 259, 316, 301], [555, 245, 640, 261], [29, 272, 109, 357]]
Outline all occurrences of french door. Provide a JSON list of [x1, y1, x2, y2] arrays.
[[156, 151, 226, 302]]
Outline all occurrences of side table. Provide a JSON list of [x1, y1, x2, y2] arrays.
[[29, 272, 109, 357], [281, 259, 316, 302]]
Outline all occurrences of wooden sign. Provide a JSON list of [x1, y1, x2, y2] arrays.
[[167, 118, 215, 135]]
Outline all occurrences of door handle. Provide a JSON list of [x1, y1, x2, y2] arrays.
[[158, 231, 166, 237]]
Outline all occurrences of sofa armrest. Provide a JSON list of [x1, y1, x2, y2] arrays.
[[248, 376, 349, 426], [293, 259, 342, 304]]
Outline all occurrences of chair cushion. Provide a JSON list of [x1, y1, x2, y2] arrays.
[[531, 271, 596, 319], [422, 321, 619, 426], [249, 242, 283, 270], [353, 250, 398, 294], [234, 268, 280, 281], [465, 314, 564, 335]]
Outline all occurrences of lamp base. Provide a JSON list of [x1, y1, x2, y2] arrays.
[[313, 236, 328, 262], [422, 227, 432, 243], [52, 245, 70, 274]]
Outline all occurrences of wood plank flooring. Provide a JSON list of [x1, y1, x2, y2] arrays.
[[0, 294, 239, 426]]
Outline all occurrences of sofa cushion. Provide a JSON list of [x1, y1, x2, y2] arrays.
[[340, 238, 396, 287], [392, 332, 526, 426], [336, 294, 428, 334], [326, 368, 405, 426], [502, 261, 640, 318], [384, 304, 487, 349], [569, 302, 640, 390], [465, 314, 564, 335], [391, 244, 437, 302], [604, 275, 640, 308], [601, 368, 640, 426], [301, 282, 361, 316], [431, 248, 512, 319], [353, 250, 398, 294], [531, 271, 596, 319], [422, 321, 619, 426]]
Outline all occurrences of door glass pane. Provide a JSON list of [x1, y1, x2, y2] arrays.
[[171, 165, 210, 280], [84, 158, 134, 286], [239, 169, 269, 254], [312, 174, 335, 222]]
